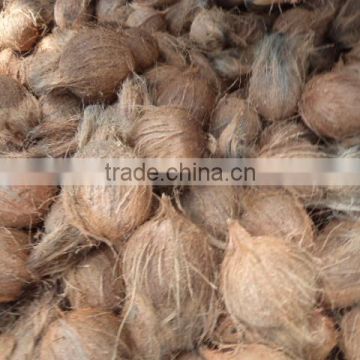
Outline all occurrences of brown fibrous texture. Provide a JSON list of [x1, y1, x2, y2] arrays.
[[64, 248, 124, 310], [0, 49, 24, 83], [300, 65, 360, 140], [249, 33, 312, 121], [39, 308, 131, 360], [122, 196, 216, 360], [126, 4, 166, 33], [54, 0, 94, 29], [0, 228, 31, 303], [313, 219, 360, 309], [210, 94, 261, 157], [341, 306, 360, 360], [130, 106, 207, 158], [95, 0, 130, 26]]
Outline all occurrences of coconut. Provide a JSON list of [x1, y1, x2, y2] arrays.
[[63, 108, 153, 245], [126, 4, 166, 33], [343, 41, 360, 65], [27, 198, 94, 279], [300, 65, 360, 140], [0, 0, 53, 52], [313, 219, 360, 309], [56, 27, 135, 103], [39, 308, 131, 360], [0, 228, 31, 303], [0, 75, 41, 140], [130, 106, 207, 158], [122, 27, 159, 72], [54, 0, 94, 29], [179, 186, 241, 245], [26, 93, 82, 158], [221, 221, 318, 351], [151, 66, 217, 126], [341, 306, 360, 360], [210, 94, 261, 157], [0, 49, 24, 83], [133, 0, 179, 8], [64, 248, 124, 310], [249, 33, 311, 122], [239, 188, 315, 249], [330, 0, 360, 49], [96, 0, 130, 26], [165, 0, 207, 36], [177, 353, 202, 360], [122, 196, 216, 359]]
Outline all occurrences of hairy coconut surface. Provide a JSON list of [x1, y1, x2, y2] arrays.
[[96, 0, 130, 26], [0, 49, 24, 82], [123, 196, 216, 359], [126, 4, 166, 33], [341, 306, 360, 360], [54, 0, 94, 29], [0, 228, 31, 303]]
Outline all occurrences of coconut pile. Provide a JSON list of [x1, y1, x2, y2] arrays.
[[0, 0, 360, 359]]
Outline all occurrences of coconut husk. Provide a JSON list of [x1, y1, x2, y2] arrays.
[[239, 188, 315, 249], [27, 198, 94, 279], [177, 352, 203, 360], [64, 247, 124, 310], [221, 221, 319, 354], [0, 129, 24, 153], [122, 196, 217, 359], [96, 0, 130, 26], [133, 0, 179, 8], [126, 4, 166, 33], [130, 106, 207, 158], [210, 94, 261, 157], [342, 41, 360, 65], [0, 49, 24, 83], [340, 306, 360, 360], [330, 0, 360, 49], [300, 65, 360, 140], [56, 27, 135, 103], [0, 228, 31, 303], [313, 219, 360, 309], [39, 308, 132, 360], [63, 107, 153, 245], [54, 0, 94, 29], [249, 33, 312, 121], [0, 75, 41, 140], [0, 0, 53, 52], [122, 27, 159, 72]]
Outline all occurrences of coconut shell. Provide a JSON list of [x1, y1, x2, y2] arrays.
[[130, 106, 207, 158], [123, 196, 216, 359], [180, 186, 241, 244], [249, 33, 311, 121], [0, 0, 53, 52], [28, 198, 92, 279], [239, 188, 315, 249], [210, 94, 261, 157], [54, 0, 94, 29], [57, 27, 135, 103], [0, 228, 31, 303], [126, 5, 166, 33], [63, 115, 153, 244], [96, 0, 130, 26], [64, 248, 124, 310], [122, 27, 159, 72], [221, 222, 318, 344], [313, 219, 360, 309], [39, 308, 131, 360], [300, 66, 360, 140], [330, 0, 360, 49], [0, 75, 41, 139], [341, 306, 360, 360]]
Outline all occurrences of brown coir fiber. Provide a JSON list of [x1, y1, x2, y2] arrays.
[[210, 94, 261, 157], [221, 222, 319, 354], [0, 75, 41, 139], [249, 33, 312, 121], [39, 308, 131, 360], [133, 0, 179, 8], [0, 49, 24, 83], [313, 218, 360, 309], [64, 247, 124, 310], [122, 196, 216, 360], [0, 0, 53, 52], [341, 306, 360, 360], [0, 228, 31, 303], [126, 4, 166, 33], [63, 108, 153, 245], [95, 0, 130, 26], [130, 106, 207, 158], [239, 188, 315, 249], [54, 0, 94, 29], [300, 65, 360, 140]]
